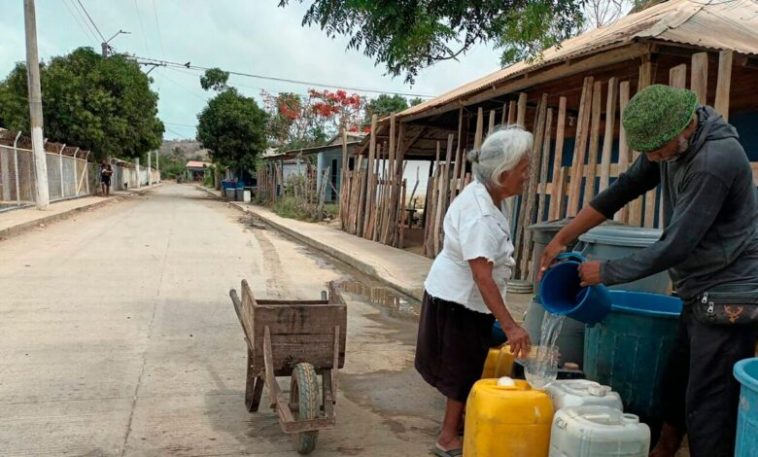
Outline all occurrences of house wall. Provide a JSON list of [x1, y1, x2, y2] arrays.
[[317, 149, 343, 203]]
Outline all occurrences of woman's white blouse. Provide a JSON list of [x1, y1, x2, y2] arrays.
[[424, 180, 515, 314]]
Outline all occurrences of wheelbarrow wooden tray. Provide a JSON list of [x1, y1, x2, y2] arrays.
[[230, 279, 346, 435]]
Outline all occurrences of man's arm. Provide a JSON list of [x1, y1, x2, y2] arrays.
[[601, 171, 729, 285]]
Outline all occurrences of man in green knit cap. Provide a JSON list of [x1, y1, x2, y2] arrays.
[[540, 84, 758, 457]]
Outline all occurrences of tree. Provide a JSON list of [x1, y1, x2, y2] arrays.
[[200, 67, 230, 91], [0, 47, 164, 161], [365, 94, 409, 120], [261, 89, 364, 150], [196, 88, 268, 174], [279, 1, 585, 82]]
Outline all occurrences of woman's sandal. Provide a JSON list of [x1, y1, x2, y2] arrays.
[[431, 443, 463, 457]]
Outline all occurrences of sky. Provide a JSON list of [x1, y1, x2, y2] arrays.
[[0, 0, 505, 141]]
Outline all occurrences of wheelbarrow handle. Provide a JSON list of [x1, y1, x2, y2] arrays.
[[230, 288, 244, 328]]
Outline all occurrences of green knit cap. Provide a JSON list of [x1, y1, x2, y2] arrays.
[[622, 84, 698, 152]]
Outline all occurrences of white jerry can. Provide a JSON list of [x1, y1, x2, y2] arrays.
[[545, 380, 623, 411], [549, 406, 651, 457]]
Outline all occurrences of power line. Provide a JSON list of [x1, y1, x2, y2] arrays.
[[133, 0, 151, 55], [60, 0, 98, 45], [133, 55, 435, 98], [75, 0, 106, 42], [65, 0, 100, 45], [150, 0, 166, 59]]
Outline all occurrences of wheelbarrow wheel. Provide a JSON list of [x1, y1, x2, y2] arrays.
[[290, 362, 319, 454]]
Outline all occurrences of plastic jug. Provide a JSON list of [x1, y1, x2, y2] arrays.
[[545, 380, 623, 412], [550, 406, 650, 457], [464, 378, 553, 457], [481, 345, 515, 379], [540, 252, 612, 324]]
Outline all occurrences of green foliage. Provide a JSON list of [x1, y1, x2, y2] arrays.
[[196, 88, 268, 173], [365, 94, 409, 120], [158, 149, 187, 179], [272, 196, 312, 220], [279, 0, 585, 83], [0, 48, 164, 161], [200, 67, 230, 92], [409, 97, 425, 107]]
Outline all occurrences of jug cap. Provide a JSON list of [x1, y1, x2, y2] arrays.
[[496, 376, 516, 388]]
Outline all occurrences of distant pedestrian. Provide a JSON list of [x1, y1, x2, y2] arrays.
[[100, 161, 113, 196]]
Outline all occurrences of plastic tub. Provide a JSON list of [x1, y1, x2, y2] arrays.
[[584, 290, 682, 424], [528, 218, 576, 289], [578, 225, 670, 294], [734, 357, 758, 457]]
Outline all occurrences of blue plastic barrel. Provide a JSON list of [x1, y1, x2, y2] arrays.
[[539, 252, 612, 324], [734, 357, 758, 457], [584, 291, 682, 423]]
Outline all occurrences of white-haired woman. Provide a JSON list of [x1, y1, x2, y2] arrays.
[[415, 125, 533, 457]]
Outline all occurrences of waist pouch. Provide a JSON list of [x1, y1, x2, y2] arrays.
[[693, 283, 758, 326]]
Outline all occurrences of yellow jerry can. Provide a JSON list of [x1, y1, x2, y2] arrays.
[[463, 378, 554, 457], [481, 345, 515, 379]]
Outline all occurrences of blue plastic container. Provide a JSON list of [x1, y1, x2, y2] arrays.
[[539, 252, 612, 324], [584, 291, 682, 423], [734, 357, 758, 457]]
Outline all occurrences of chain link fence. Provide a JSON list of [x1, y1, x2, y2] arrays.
[[1, 141, 160, 212]]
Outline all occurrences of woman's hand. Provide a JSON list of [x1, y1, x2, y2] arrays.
[[538, 239, 566, 280], [503, 323, 531, 359]]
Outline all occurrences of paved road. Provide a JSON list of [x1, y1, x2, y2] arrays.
[[0, 184, 441, 457]]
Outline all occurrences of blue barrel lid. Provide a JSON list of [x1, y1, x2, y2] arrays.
[[608, 290, 682, 318], [734, 358, 758, 392], [579, 224, 662, 248]]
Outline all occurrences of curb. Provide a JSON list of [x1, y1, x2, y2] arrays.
[[194, 185, 423, 301], [0, 198, 117, 241]]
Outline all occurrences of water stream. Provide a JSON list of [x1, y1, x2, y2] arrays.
[[524, 312, 565, 389]]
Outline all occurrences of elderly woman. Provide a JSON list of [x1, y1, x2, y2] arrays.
[[415, 125, 533, 457]]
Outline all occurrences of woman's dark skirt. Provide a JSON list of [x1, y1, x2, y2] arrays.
[[415, 291, 494, 402]]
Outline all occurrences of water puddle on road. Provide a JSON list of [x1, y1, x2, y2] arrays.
[[338, 281, 419, 319]]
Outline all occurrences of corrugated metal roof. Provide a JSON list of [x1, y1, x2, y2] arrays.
[[399, 0, 758, 119]]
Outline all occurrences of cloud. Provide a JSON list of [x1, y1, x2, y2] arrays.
[[0, 1, 502, 140]]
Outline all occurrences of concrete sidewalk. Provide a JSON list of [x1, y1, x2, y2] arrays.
[[0, 184, 162, 241], [197, 185, 431, 301]]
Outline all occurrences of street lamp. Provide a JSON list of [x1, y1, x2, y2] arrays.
[[101, 29, 131, 57]]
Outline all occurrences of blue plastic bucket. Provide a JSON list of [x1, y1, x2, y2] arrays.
[[539, 252, 612, 324], [734, 357, 758, 457], [584, 291, 682, 423]]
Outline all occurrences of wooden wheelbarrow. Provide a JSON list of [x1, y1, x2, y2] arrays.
[[229, 280, 346, 454]]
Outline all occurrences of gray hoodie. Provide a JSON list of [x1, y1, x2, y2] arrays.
[[590, 106, 758, 301]]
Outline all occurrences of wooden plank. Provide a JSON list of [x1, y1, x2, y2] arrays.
[[550, 97, 567, 220], [567, 77, 594, 216], [457, 109, 467, 193], [488, 110, 496, 136], [399, 179, 407, 248], [517, 93, 548, 280], [537, 107, 553, 222], [617, 81, 632, 223], [380, 115, 397, 244], [599, 78, 618, 192], [474, 107, 484, 149], [363, 115, 378, 238], [516, 93, 527, 127], [638, 61, 652, 91], [507, 101, 517, 125], [715, 50, 733, 121], [669, 64, 687, 89], [691, 52, 709, 105], [583, 81, 603, 206], [501, 102, 508, 125]]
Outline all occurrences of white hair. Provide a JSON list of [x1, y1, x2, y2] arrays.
[[466, 125, 532, 187]]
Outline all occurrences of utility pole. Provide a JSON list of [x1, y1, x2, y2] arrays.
[[24, 0, 49, 209], [101, 30, 130, 58]]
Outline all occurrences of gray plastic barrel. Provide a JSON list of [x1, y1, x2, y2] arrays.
[[523, 297, 585, 368], [578, 225, 671, 294], [224, 188, 235, 201], [235, 188, 245, 201], [528, 218, 576, 289]]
